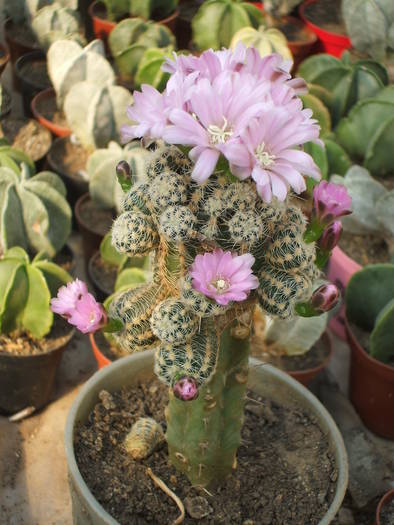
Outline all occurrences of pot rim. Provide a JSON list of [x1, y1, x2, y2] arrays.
[[31, 88, 72, 137], [14, 50, 49, 90], [88, 0, 179, 25], [299, 0, 351, 43], [288, 330, 333, 379], [275, 15, 317, 46], [65, 350, 348, 525], [376, 488, 394, 525]]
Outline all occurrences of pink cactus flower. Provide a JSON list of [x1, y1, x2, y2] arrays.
[[189, 249, 259, 306], [311, 284, 340, 312], [319, 221, 343, 252], [50, 279, 88, 316], [173, 377, 199, 401], [313, 181, 352, 226]]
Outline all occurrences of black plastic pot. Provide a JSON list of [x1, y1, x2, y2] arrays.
[[0, 324, 74, 415], [88, 251, 115, 302], [14, 51, 52, 117]]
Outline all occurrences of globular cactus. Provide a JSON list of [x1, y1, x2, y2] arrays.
[[63, 82, 133, 149], [227, 210, 266, 247], [159, 206, 197, 242], [124, 417, 164, 459], [265, 225, 313, 270], [0, 162, 71, 257], [31, 4, 84, 50], [331, 165, 394, 237], [3, 0, 78, 25], [346, 264, 394, 363], [101, 0, 178, 22], [230, 25, 292, 61], [122, 182, 151, 215], [134, 46, 173, 92], [145, 144, 193, 180], [180, 275, 230, 318], [47, 39, 115, 110], [0, 247, 71, 338], [112, 211, 159, 256], [147, 171, 189, 213], [191, 0, 264, 50], [108, 18, 175, 79], [335, 85, 394, 177], [297, 53, 389, 125], [151, 298, 199, 344], [87, 141, 150, 213], [342, 0, 394, 61]]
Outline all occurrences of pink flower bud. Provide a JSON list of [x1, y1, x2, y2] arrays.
[[173, 377, 199, 401], [311, 284, 340, 313], [319, 221, 342, 252], [313, 181, 352, 226]]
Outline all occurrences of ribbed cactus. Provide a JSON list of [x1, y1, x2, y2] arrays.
[[134, 47, 173, 91], [0, 161, 72, 257], [124, 417, 164, 459], [230, 25, 292, 61], [101, 0, 178, 22], [87, 141, 150, 212], [342, 0, 394, 61], [192, 0, 264, 50], [297, 53, 389, 125], [31, 3, 85, 50], [63, 82, 133, 149], [47, 39, 115, 110], [3, 0, 78, 25], [346, 264, 394, 363], [108, 18, 175, 79], [0, 247, 71, 338], [108, 144, 322, 486]]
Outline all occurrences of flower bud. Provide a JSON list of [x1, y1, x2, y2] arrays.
[[173, 377, 199, 401], [319, 221, 342, 252], [116, 160, 131, 180], [311, 284, 340, 313], [312, 181, 352, 227]]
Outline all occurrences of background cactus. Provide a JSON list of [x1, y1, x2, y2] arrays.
[[31, 3, 84, 50], [192, 0, 264, 50], [109, 18, 175, 79], [63, 82, 133, 149], [100, 0, 178, 22], [0, 162, 72, 258], [47, 39, 115, 110], [230, 25, 292, 61], [346, 264, 394, 363], [297, 53, 389, 126], [134, 46, 174, 91], [342, 0, 394, 61], [2, 0, 78, 25], [0, 247, 71, 338]]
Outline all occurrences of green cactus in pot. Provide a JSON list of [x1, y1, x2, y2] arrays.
[[31, 3, 85, 50], [230, 25, 292, 61], [100, 0, 178, 22], [134, 46, 174, 91]]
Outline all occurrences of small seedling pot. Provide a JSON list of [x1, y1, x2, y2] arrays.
[[31, 88, 71, 138], [375, 488, 394, 525], [345, 315, 394, 440]]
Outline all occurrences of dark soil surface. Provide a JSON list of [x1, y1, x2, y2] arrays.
[[0, 319, 73, 356], [339, 231, 392, 266], [89, 252, 117, 296], [50, 139, 90, 181], [75, 378, 338, 525], [36, 92, 69, 128], [78, 198, 114, 237], [0, 118, 51, 161], [381, 499, 394, 525], [19, 60, 51, 90], [303, 0, 347, 36]]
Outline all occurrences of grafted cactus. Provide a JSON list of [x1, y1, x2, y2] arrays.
[[108, 18, 175, 79], [297, 53, 389, 125], [0, 247, 71, 338], [0, 162, 71, 257], [63, 82, 133, 149], [31, 4, 84, 50], [342, 0, 394, 61], [87, 141, 150, 212], [346, 264, 394, 363], [230, 25, 292, 61], [192, 0, 264, 50], [47, 39, 115, 110]]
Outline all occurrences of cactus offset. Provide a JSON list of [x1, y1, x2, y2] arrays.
[[124, 417, 164, 459], [230, 25, 292, 61]]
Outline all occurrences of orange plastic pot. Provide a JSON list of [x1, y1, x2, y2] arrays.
[[89, 332, 111, 369], [376, 489, 394, 525], [89, 1, 116, 42], [288, 331, 333, 387], [31, 88, 71, 138], [346, 316, 394, 440]]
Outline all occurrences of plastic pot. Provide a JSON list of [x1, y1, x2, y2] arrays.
[[327, 246, 361, 340], [31, 88, 71, 138], [65, 350, 348, 524], [89, 1, 116, 44], [3, 18, 40, 65], [299, 0, 351, 57], [89, 332, 111, 369], [345, 315, 394, 440], [376, 489, 394, 525], [288, 331, 333, 387], [0, 42, 10, 77], [14, 51, 52, 117], [0, 324, 74, 415]]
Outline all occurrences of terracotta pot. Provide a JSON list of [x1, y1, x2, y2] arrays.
[[89, 1, 116, 43], [14, 51, 52, 117], [3, 18, 40, 65], [89, 332, 111, 369], [376, 488, 394, 525], [345, 315, 394, 440], [299, 0, 351, 57], [65, 351, 348, 524], [288, 331, 333, 387], [0, 42, 10, 77], [31, 88, 71, 138]]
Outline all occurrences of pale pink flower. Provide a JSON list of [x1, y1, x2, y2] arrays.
[[50, 279, 88, 316], [68, 293, 106, 334], [313, 181, 352, 226], [189, 249, 259, 306]]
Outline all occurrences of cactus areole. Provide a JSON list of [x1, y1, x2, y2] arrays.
[[64, 47, 348, 487]]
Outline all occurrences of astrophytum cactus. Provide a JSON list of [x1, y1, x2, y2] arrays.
[[31, 3, 84, 50]]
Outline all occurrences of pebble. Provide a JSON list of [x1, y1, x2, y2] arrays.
[[184, 496, 213, 519]]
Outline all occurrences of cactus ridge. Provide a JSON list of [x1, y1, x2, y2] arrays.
[[265, 226, 311, 270], [159, 205, 197, 242], [121, 183, 151, 215], [124, 417, 164, 460], [111, 211, 159, 256], [151, 298, 199, 344], [146, 145, 192, 180]]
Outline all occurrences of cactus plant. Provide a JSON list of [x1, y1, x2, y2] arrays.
[[346, 263, 394, 363], [134, 46, 174, 91], [63, 82, 133, 149], [0, 247, 71, 338], [109, 18, 175, 79], [31, 4, 85, 50], [0, 161, 72, 258], [192, 0, 264, 50], [47, 39, 115, 110], [335, 85, 394, 177], [297, 53, 389, 125], [2, 0, 78, 25], [100, 0, 178, 22], [342, 0, 394, 61], [230, 25, 292, 61]]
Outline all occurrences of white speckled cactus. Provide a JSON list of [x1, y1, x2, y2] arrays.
[[31, 3, 84, 50], [47, 39, 115, 110]]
